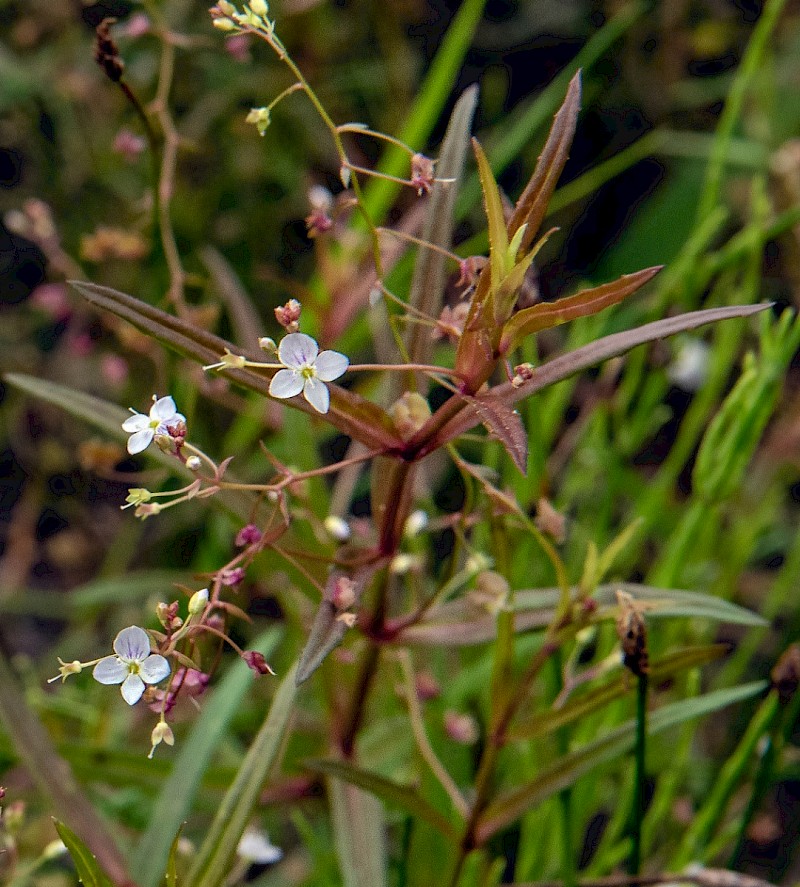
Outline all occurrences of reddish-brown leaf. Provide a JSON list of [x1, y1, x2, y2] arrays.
[[419, 303, 772, 457], [500, 265, 662, 353], [71, 281, 402, 453], [507, 71, 582, 253], [468, 396, 528, 473]]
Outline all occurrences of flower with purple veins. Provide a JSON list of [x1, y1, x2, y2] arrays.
[[268, 333, 348, 414], [122, 395, 185, 455], [93, 626, 171, 705]]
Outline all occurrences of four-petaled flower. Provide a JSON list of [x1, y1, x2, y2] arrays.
[[93, 626, 171, 705], [122, 395, 185, 455], [269, 333, 348, 414]]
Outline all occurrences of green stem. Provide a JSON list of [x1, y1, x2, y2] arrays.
[[628, 671, 648, 876]]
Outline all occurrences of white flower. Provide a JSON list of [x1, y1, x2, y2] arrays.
[[93, 626, 170, 705], [268, 333, 349, 414], [122, 395, 185, 455], [237, 828, 283, 865]]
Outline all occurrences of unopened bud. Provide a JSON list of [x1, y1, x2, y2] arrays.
[[470, 570, 510, 615], [249, 0, 268, 15], [512, 362, 535, 388], [235, 523, 262, 547], [390, 392, 431, 440], [444, 710, 479, 745], [212, 16, 237, 30], [615, 591, 648, 676], [331, 576, 356, 611], [186, 455, 202, 471], [243, 650, 276, 675], [274, 299, 302, 331], [188, 587, 209, 615], [258, 336, 277, 353]]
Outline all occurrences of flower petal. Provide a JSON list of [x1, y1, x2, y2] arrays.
[[269, 369, 304, 400], [278, 333, 318, 369], [120, 673, 146, 705], [314, 350, 349, 382], [122, 413, 148, 432], [113, 626, 151, 661], [93, 656, 127, 685], [139, 654, 170, 684], [127, 429, 154, 455], [151, 395, 178, 421], [303, 377, 330, 414]]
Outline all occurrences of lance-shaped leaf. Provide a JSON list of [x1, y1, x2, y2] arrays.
[[54, 821, 116, 887], [509, 644, 730, 742], [473, 137, 510, 297], [306, 758, 460, 840], [499, 265, 662, 354], [469, 395, 528, 473], [329, 776, 388, 887], [420, 303, 772, 456], [297, 567, 376, 685], [476, 680, 767, 843], [395, 581, 762, 648], [187, 663, 298, 887], [507, 70, 581, 253], [70, 281, 402, 453], [403, 86, 478, 387]]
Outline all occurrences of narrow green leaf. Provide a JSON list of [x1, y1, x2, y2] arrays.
[[507, 70, 582, 252], [473, 137, 510, 296], [53, 820, 115, 887], [329, 776, 388, 887], [500, 266, 662, 353], [308, 758, 459, 840], [131, 629, 282, 887], [165, 825, 184, 887], [476, 681, 767, 841], [403, 85, 479, 385], [69, 281, 402, 453], [0, 652, 130, 887], [187, 663, 298, 887], [360, 0, 487, 226], [296, 601, 349, 685], [510, 645, 730, 742]]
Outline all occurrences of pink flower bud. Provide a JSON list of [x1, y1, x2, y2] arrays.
[[243, 651, 276, 675], [236, 524, 262, 547]]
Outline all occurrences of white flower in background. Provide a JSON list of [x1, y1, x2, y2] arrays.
[[668, 339, 710, 392], [122, 395, 185, 455], [269, 333, 349, 414], [237, 828, 283, 865], [93, 626, 170, 705]]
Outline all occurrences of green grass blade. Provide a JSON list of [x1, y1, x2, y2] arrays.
[[360, 0, 488, 226], [53, 821, 115, 887], [187, 662, 298, 887], [477, 681, 767, 841]]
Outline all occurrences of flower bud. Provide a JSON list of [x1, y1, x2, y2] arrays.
[[235, 523, 262, 546], [390, 392, 431, 440], [186, 455, 202, 471], [258, 336, 277, 353], [249, 0, 268, 15], [243, 650, 276, 675], [188, 587, 209, 615], [212, 17, 237, 30]]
